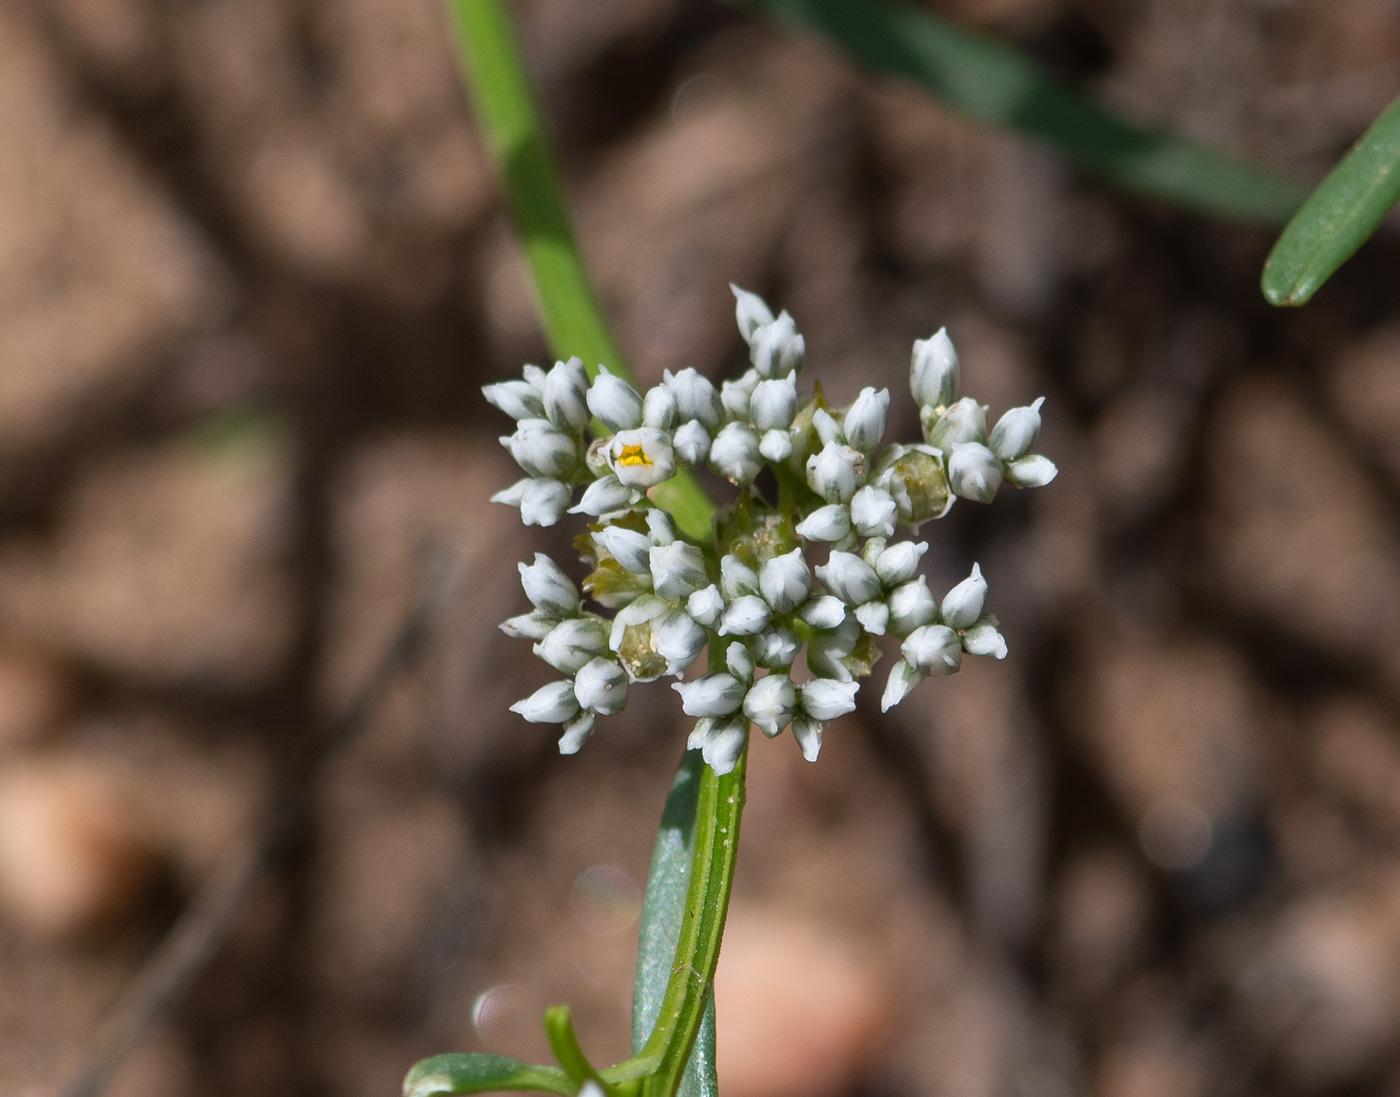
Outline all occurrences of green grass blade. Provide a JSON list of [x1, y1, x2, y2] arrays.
[[736, 0, 1305, 225], [1262, 93, 1400, 306], [403, 1054, 574, 1097], [441, 0, 715, 542]]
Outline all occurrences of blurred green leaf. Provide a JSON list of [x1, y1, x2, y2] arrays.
[[1262, 93, 1400, 306], [735, 0, 1305, 225], [403, 1054, 573, 1097], [442, 0, 715, 543]]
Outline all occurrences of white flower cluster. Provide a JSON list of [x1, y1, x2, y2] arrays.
[[490, 286, 1056, 774]]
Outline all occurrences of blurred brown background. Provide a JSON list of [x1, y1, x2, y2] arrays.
[[2, 0, 1400, 1096]]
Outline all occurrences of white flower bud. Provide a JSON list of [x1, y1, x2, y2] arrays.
[[709, 423, 762, 485], [571, 474, 634, 517], [812, 408, 842, 447], [500, 611, 555, 640], [791, 714, 824, 761], [962, 619, 1008, 659], [807, 441, 864, 503], [535, 617, 608, 674], [519, 478, 572, 527], [902, 625, 961, 675], [941, 562, 987, 628], [816, 551, 881, 606], [608, 594, 668, 656], [609, 428, 677, 488], [854, 600, 889, 635], [686, 584, 725, 627], [926, 397, 988, 449], [744, 674, 797, 738], [849, 485, 897, 538], [880, 659, 922, 712], [519, 554, 579, 617], [947, 442, 1004, 503], [875, 540, 927, 587], [672, 420, 712, 466], [758, 549, 811, 613], [650, 541, 708, 602], [522, 364, 547, 390], [664, 368, 724, 431], [702, 717, 747, 774], [655, 610, 707, 675], [798, 595, 846, 630], [720, 555, 760, 600], [759, 430, 793, 463], [490, 478, 529, 507], [805, 617, 860, 681], [574, 656, 629, 715], [542, 358, 590, 432], [1005, 454, 1057, 488], [731, 284, 775, 341], [642, 385, 678, 430], [719, 595, 772, 636], [842, 387, 889, 452], [484, 379, 545, 421], [597, 526, 654, 575], [910, 329, 959, 409], [887, 577, 937, 636], [647, 509, 678, 545], [750, 312, 804, 378], [795, 503, 852, 543], [558, 712, 595, 754], [726, 642, 754, 683], [502, 419, 578, 479], [510, 680, 580, 724], [587, 366, 644, 431], [674, 673, 746, 717], [988, 397, 1044, 461], [749, 626, 800, 669], [800, 678, 859, 721], [751, 376, 798, 431]]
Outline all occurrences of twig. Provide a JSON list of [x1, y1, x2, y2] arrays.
[[56, 548, 459, 1097]]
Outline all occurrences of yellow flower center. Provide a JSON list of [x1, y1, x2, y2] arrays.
[[616, 443, 652, 468]]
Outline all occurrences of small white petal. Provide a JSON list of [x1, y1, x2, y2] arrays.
[[758, 549, 811, 613], [673, 420, 712, 466], [854, 600, 889, 635], [795, 503, 852, 543], [791, 715, 824, 762], [798, 595, 846, 630], [483, 379, 545, 421], [510, 680, 580, 724], [519, 554, 579, 617], [815, 552, 882, 606], [1005, 454, 1058, 488], [686, 585, 725, 627], [673, 673, 746, 717], [988, 397, 1044, 461], [758, 429, 793, 463], [587, 367, 643, 431], [849, 485, 897, 538], [910, 329, 959, 409], [941, 562, 988, 629], [720, 555, 760, 600], [947, 442, 1004, 503], [542, 358, 590, 432], [874, 540, 928, 587], [519, 478, 571, 527], [880, 659, 922, 712], [800, 678, 859, 721], [842, 387, 890, 452], [731, 284, 775, 341], [718, 595, 772, 636], [574, 657, 629, 715], [571, 474, 634, 516]]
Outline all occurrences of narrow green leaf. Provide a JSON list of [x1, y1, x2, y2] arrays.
[[733, 0, 1304, 225], [441, 0, 715, 544], [403, 1054, 573, 1097], [1262, 93, 1400, 306], [544, 1005, 608, 1089]]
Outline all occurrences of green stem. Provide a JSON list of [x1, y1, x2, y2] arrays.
[[605, 743, 748, 1097], [441, 0, 714, 543]]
